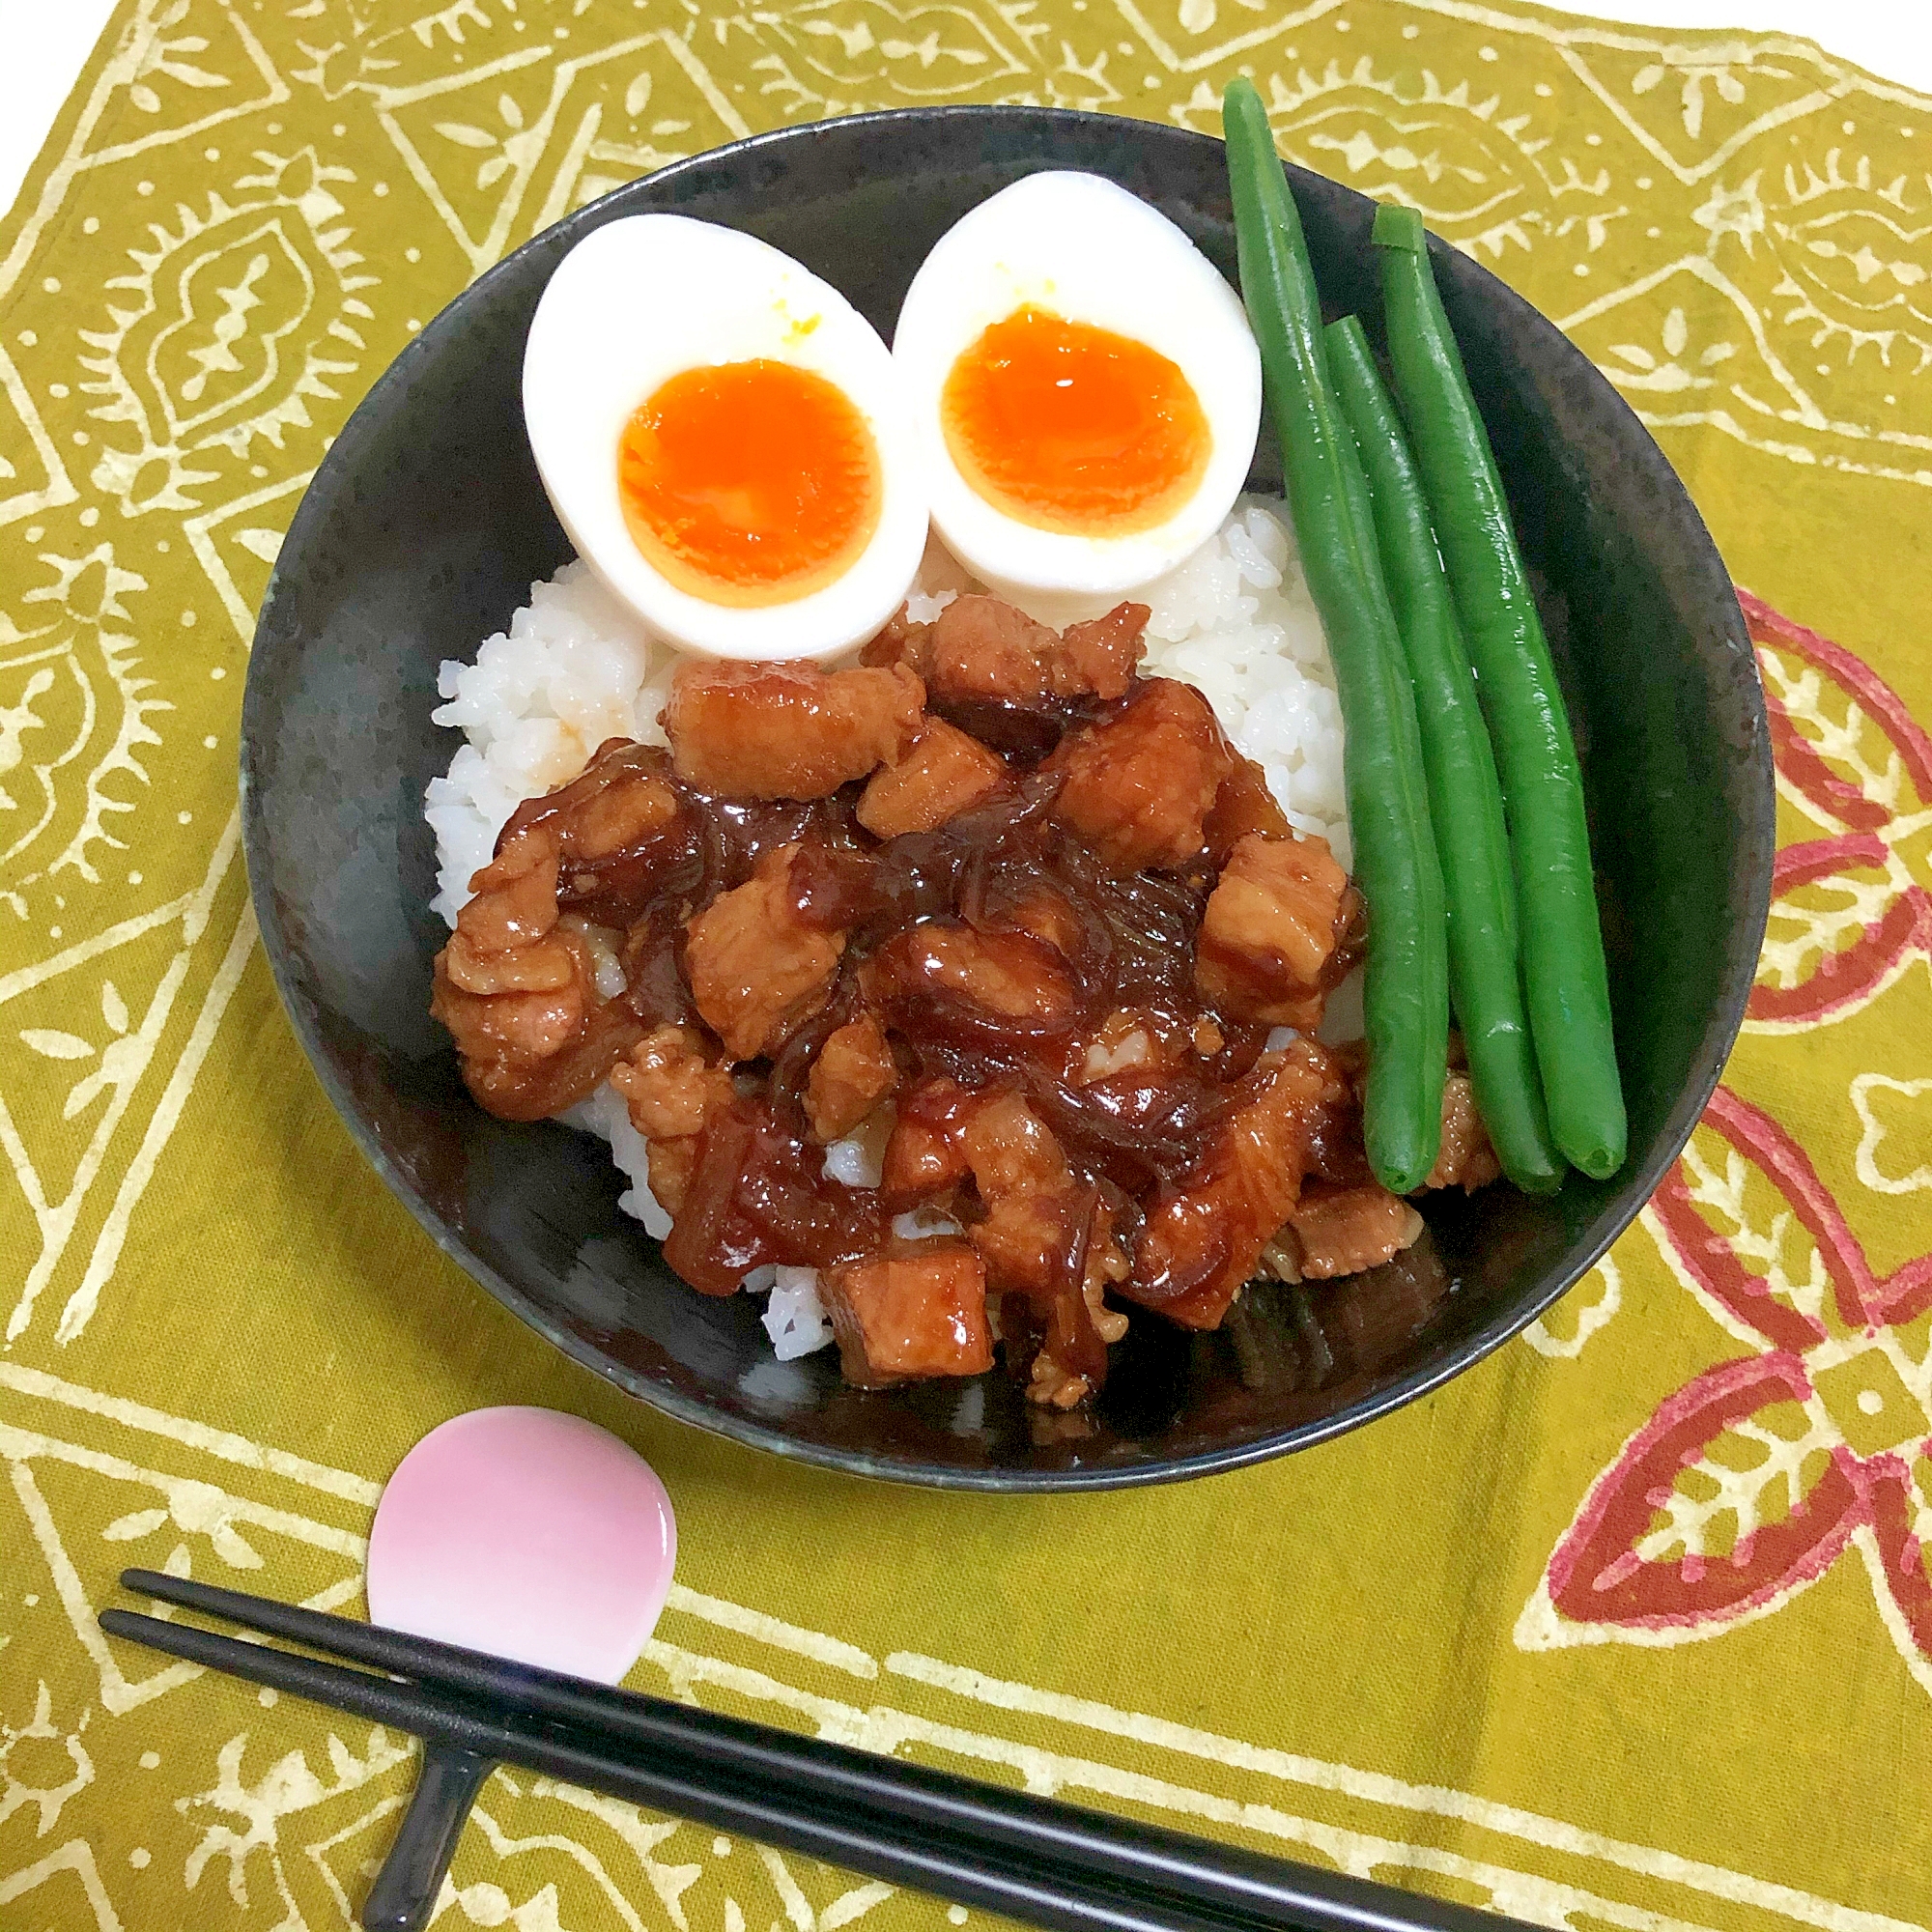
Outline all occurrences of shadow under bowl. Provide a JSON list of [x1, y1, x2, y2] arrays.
[[241, 106, 1772, 1490]]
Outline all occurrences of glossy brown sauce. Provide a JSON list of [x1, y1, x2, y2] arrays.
[[497, 717, 1334, 1183], [431, 600, 1472, 1404]]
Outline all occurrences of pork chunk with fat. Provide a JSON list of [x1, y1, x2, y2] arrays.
[[959, 1090, 1090, 1298], [446, 825, 563, 960], [489, 741, 692, 930], [1057, 605, 1149, 701], [1195, 832, 1352, 1028], [1422, 1072, 1503, 1192], [1123, 1040, 1343, 1329], [805, 1013, 898, 1143], [610, 1025, 735, 1218], [611, 1025, 734, 1142], [432, 959, 585, 1088], [919, 595, 1148, 706], [880, 1078, 975, 1203], [663, 659, 923, 800], [432, 824, 650, 1120], [863, 922, 1077, 1031], [859, 605, 932, 675], [1203, 752, 1291, 862], [1289, 1181, 1426, 1278], [857, 717, 1009, 838], [683, 844, 844, 1060], [821, 1243, 993, 1385], [557, 757, 680, 862], [1044, 677, 1228, 874]]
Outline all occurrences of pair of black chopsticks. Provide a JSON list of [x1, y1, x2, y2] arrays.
[[103, 1571, 1521, 1932]]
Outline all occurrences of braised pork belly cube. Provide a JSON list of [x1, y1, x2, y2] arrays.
[[805, 1013, 898, 1143], [857, 717, 1009, 838], [438, 926, 576, 999], [432, 960, 587, 1099], [1204, 751, 1291, 863], [923, 596, 1055, 702], [1195, 832, 1350, 1029], [488, 742, 694, 930], [1057, 604, 1150, 701], [565, 764, 679, 860], [864, 922, 1077, 1031], [646, 1134, 700, 1216], [880, 1078, 975, 1202], [915, 594, 1149, 708], [432, 824, 613, 1120], [611, 1025, 733, 1142], [958, 1089, 1089, 1298], [662, 659, 923, 800], [860, 603, 931, 672], [682, 843, 844, 1060], [1423, 1073, 1502, 1192], [999, 885, 1084, 962], [609, 1026, 733, 1220], [1043, 677, 1227, 874], [1123, 1040, 1342, 1330], [526, 741, 682, 862], [820, 1242, 993, 1386], [448, 825, 564, 960], [1290, 1181, 1425, 1278], [434, 972, 643, 1122]]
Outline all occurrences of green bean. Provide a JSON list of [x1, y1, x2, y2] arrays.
[[1371, 204, 1625, 1179], [1325, 317, 1562, 1193], [1221, 79, 1445, 1193]]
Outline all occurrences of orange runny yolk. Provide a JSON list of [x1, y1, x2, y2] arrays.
[[617, 359, 882, 607], [940, 306, 1210, 537]]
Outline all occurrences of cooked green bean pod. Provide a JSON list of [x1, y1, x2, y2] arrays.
[[1325, 317, 1561, 1192], [1371, 204, 1625, 1179], [1222, 80, 1445, 1192]]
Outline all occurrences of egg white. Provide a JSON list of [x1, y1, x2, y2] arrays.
[[524, 214, 928, 660], [893, 172, 1263, 621]]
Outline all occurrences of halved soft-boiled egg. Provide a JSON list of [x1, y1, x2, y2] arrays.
[[894, 172, 1263, 617], [524, 215, 928, 659]]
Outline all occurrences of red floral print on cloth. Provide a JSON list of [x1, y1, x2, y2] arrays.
[[1519, 1087, 1932, 1680], [1744, 589, 1931, 1030], [1520, 591, 1932, 1689]]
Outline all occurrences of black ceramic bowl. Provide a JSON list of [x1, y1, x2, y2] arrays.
[[242, 107, 1772, 1490]]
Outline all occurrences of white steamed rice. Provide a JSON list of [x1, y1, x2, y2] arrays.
[[427, 499, 1347, 1360]]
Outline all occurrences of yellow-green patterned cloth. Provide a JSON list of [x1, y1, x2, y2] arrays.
[[3, 3, 1930, 1928]]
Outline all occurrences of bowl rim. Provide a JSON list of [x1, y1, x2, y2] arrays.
[[242, 102, 1774, 1492]]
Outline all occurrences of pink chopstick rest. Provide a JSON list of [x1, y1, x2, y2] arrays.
[[366, 1406, 676, 1684]]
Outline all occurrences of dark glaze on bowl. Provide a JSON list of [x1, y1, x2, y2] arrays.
[[241, 108, 1772, 1489]]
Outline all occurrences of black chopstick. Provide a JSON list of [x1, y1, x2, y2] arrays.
[[104, 1602, 1325, 1932], [116, 1569, 1323, 1924], [104, 1571, 1518, 1932], [104, 1604, 1199, 1932]]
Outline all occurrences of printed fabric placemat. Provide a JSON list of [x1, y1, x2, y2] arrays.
[[1, 2, 1928, 1929]]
